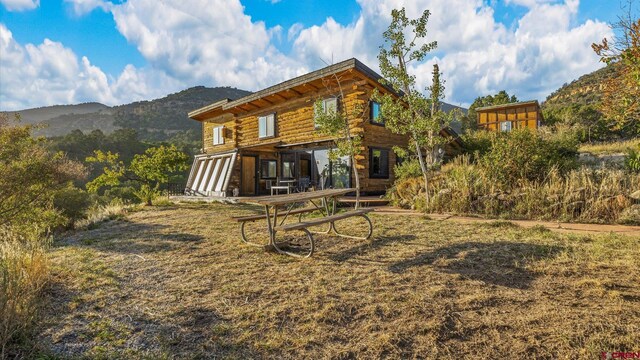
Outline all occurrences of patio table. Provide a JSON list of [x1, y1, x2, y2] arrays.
[[235, 188, 372, 257]]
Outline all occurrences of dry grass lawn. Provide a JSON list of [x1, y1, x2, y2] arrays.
[[33, 202, 640, 359], [579, 138, 640, 155]]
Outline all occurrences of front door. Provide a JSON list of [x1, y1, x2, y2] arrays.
[[241, 156, 257, 195]]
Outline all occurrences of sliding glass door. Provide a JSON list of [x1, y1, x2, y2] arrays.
[[280, 148, 351, 189]]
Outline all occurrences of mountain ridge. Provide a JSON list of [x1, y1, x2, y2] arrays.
[[542, 63, 617, 111], [4, 85, 467, 141], [2, 86, 251, 140]]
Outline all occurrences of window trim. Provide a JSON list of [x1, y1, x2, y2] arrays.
[[370, 101, 385, 126], [258, 113, 276, 139], [260, 159, 277, 179], [212, 125, 224, 145], [369, 147, 390, 179]]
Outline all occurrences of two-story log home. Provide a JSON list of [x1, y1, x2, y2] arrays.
[[185, 58, 459, 197]]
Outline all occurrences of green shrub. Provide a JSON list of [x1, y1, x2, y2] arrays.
[[53, 185, 92, 227], [624, 144, 640, 173], [461, 130, 495, 159], [478, 129, 578, 186], [393, 158, 423, 181], [103, 184, 139, 204]]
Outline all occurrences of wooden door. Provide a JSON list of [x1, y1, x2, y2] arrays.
[[241, 156, 257, 195]]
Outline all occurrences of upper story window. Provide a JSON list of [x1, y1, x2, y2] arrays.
[[314, 97, 338, 128], [500, 121, 512, 132], [212, 126, 224, 145], [370, 101, 384, 125], [258, 113, 276, 138]]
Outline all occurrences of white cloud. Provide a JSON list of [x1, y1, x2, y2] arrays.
[[109, 0, 307, 91], [0, 23, 181, 110], [287, 23, 304, 41], [0, 0, 38, 11], [291, 0, 611, 106], [64, 0, 112, 16], [0, 0, 614, 110]]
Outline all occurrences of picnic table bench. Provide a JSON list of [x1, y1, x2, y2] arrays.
[[234, 188, 373, 258]]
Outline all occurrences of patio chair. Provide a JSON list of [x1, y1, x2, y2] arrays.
[[298, 176, 311, 192]]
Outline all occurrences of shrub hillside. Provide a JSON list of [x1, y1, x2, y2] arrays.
[[0, 114, 84, 357], [388, 128, 640, 224]]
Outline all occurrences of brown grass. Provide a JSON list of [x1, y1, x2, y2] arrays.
[[0, 229, 49, 359], [579, 138, 640, 155], [33, 203, 640, 359], [391, 157, 640, 224]]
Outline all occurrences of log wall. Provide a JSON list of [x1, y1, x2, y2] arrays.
[[477, 104, 541, 131], [201, 79, 409, 194]]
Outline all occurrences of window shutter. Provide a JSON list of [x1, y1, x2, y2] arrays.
[[267, 114, 275, 137], [213, 126, 224, 145], [259, 117, 266, 138]]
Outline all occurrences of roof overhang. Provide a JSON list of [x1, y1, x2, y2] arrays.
[[188, 58, 398, 122], [475, 100, 540, 112]]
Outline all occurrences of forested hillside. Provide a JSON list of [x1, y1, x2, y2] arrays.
[[541, 63, 630, 141], [543, 63, 618, 110], [2, 86, 251, 141]]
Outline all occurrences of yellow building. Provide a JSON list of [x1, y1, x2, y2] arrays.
[[476, 100, 543, 132]]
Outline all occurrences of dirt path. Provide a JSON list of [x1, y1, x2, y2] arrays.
[[373, 207, 640, 237]]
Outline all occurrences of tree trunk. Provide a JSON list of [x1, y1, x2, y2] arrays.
[[413, 138, 430, 205], [397, 54, 431, 206], [351, 154, 361, 210]]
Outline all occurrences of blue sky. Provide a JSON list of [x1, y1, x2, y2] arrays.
[[0, 0, 622, 110]]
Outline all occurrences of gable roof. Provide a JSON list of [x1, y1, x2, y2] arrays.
[[189, 58, 395, 121], [475, 100, 540, 112]]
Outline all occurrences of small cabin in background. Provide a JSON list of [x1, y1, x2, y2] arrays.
[[476, 100, 543, 132]]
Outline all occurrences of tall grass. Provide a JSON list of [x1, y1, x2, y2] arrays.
[[0, 228, 50, 358], [579, 138, 640, 155], [389, 155, 640, 223], [74, 202, 131, 230]]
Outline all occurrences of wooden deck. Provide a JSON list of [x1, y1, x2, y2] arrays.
[[338, 196, 389, 207]]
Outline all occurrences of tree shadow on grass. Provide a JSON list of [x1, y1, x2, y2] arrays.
[[141, 306, 258, 358], [388, 241, 563, 289], [38, 283, 258, 358], [58, 221, 205, 254], [327, 234, 417, 262]]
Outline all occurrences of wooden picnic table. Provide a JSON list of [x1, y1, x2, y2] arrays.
[[234, 188, 373, 258]]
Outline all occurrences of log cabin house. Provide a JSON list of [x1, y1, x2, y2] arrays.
[[184, 58, 460, 197], [476, 100, 543, 132]]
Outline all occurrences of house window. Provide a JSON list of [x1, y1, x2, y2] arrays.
[[369, 148, 389, 179], [370, 101, 384, 125], [212, 126, 224, 145], [258, 113, 276, 138], [281, 153, 295, 179], [500, 121, 512, 132], [314, 97, 338, 128], [260, 160, 277, 179]]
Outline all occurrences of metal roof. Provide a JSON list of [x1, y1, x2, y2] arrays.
[[188, 58, 395, 120], [475, 100, 540, 112]]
